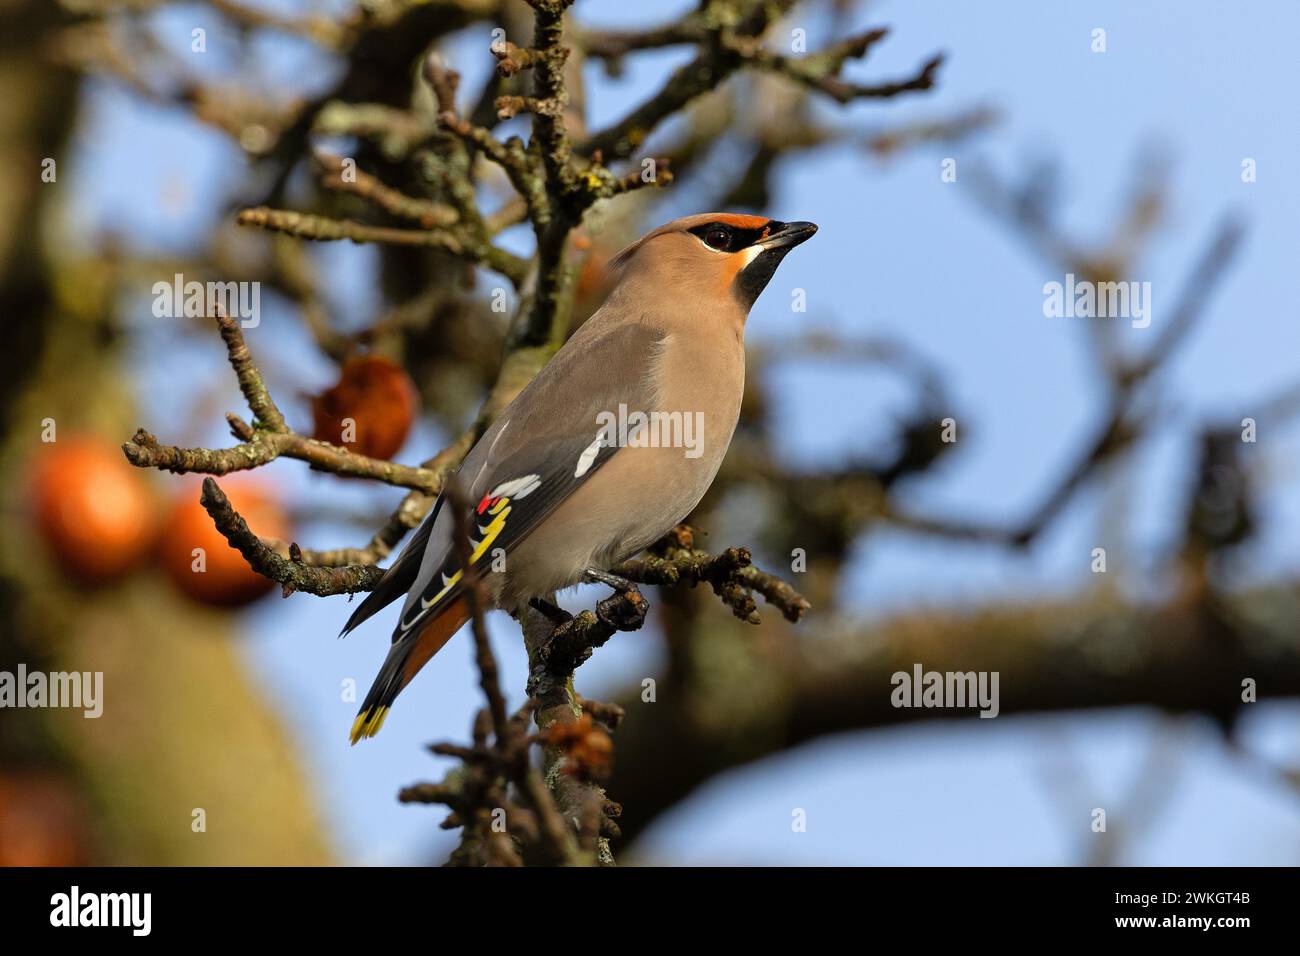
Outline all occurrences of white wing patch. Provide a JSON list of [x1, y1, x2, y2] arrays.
[[574, 432, 604, 478], [489, 474, 542, 499]]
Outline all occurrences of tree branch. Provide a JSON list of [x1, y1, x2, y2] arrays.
[[235, 207, 528, 285], [199, 478, 384, 596]]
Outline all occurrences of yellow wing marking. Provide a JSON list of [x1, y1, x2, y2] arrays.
[[419, 501, 512, 610]]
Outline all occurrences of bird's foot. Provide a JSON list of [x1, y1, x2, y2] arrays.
[[529, 596, 573, 626], [595, 587, 649, 632], [584, 567, 648, 630], [582, 567, 637, 593]]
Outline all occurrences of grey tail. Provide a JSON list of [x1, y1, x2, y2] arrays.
[[338, 501, 439, 637]]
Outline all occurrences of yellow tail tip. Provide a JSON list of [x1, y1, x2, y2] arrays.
[[349, 707, 390, 745]]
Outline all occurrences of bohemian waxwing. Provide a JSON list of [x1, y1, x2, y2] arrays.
[[343, 213, 818, 741]]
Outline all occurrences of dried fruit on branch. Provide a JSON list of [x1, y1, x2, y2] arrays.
[[311, 355, 418, 461]]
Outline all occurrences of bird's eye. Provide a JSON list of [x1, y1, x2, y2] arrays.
[[703, 227, 732, 251]]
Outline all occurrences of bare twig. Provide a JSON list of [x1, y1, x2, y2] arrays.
[[123, 312, 450, 494], [236, 207, 528, 285], [615, 526, 811, 624], [315, 152, 459, 229], [199, 478, 383, 596]]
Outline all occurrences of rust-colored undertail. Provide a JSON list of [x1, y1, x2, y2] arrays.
[[349, 595, 471, 744]]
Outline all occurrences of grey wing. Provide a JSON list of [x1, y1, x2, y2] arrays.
[[343, 318, 665, 639], [336, 507, 438, 636]]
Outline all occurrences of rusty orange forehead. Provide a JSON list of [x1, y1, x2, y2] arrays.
[[711, 213, 772, 231]]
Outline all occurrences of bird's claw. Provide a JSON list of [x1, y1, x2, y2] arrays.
[[595, 587, 648, 632], [583, 567, 637, 593], [529, 596, 573, 625]]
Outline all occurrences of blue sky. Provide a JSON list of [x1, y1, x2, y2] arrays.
[[65, 0, 1300, 863]]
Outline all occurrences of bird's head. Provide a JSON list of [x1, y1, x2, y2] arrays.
[[607, 213, 818, 311]]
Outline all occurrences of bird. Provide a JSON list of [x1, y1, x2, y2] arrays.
[[341, 213, 818, 742]]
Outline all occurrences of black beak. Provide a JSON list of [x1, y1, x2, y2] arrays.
[[758, 220, 818, 251]]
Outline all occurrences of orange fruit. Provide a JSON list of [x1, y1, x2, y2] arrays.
[[158, 477, 290, 608], [311, 355, 418, 461], [29, 436, 156, 584], [0, 772, 92, 866]]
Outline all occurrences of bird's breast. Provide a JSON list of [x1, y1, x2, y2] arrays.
[[493, 328, 746, 610], [646, 328, 746, 453]]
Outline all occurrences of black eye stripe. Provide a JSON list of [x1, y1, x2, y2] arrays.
[[688, 222, 770, 251]]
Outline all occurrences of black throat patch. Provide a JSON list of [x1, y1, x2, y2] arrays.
[[685, 219, 794, 311], [734, 247, 793, 310]]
